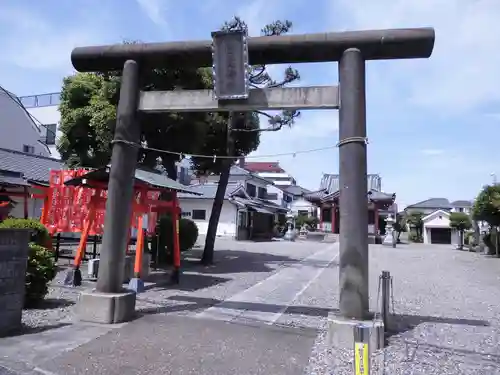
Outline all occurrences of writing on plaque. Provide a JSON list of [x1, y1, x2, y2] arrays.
[[212, 30, 249, 100]]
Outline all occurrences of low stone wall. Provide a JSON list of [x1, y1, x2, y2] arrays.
[[0, 229, 30, 337]]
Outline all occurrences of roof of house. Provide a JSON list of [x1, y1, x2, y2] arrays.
[[405, 198, 452, 210], [320, 189, 395, 203], [177, 182, 289, 213], [64, 166, 201, 195], [177, 182, 244, 199], [281, 185, 311, 196], [450, 200, 472, 207], [0, 148, 63, 183], [229, 165, 275, 185], [243, 161, 285, 173]]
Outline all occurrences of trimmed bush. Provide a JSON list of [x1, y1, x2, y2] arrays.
[[0, 218, 51, 247], [25, 243, 57, 307], [0, 218, 57, 307], [155, 216, 199, 265]]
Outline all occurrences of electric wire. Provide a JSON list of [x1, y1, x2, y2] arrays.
[[111, 139, 337, 160]]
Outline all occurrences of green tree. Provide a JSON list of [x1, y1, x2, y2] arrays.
[[392, 214, 407, 243], [57, 62, 214, 178], [406, 211, 424, 241], [196, 17, 300, 265], [449, 212, 472, 250], [472, 184, 500, 256]]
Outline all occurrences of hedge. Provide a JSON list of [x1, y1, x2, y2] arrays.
[[0, 218, 57, 307]]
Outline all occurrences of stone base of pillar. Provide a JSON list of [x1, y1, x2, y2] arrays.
[[128, 277, 145, 293], [76, 289, 136, 324], [327, 314, 385, 351], [64, 267, 82, 286], [382, 232, 396, 247]]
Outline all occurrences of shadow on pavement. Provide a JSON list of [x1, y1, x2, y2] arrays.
[[181, 249, 334, 274], [137, 294, 338, 317], [3, 322, 72, 338], [24, 298, 75, 311], [389, 312, 490, 338], [144, 272, 231, 292]]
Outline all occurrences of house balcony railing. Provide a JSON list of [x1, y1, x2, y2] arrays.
[[19, 92, 61, 108]]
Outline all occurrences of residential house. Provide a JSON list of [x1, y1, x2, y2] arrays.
[[282, 185, 317, 217], [0, 87, 52, 157], [240, 160, 317, 215], [19, 92, 61, 159], [404, 198, 473, 245], [242, 161, 296, 187], [179, 165, 288, 240]]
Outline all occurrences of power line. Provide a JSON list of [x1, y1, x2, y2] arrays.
[[111, 139, 336, 160]]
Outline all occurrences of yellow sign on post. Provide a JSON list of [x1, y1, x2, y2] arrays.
[[354, 342, 369, 375], [176, 219, 180, 234]]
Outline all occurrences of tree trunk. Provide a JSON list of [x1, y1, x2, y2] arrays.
[[459, 230, 463, 250], [164, 161, 177, 180], [201, 162, 231, 265]]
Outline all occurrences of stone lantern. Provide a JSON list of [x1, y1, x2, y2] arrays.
[[383, 214, 396, 248], [284, 212, 297, 241]]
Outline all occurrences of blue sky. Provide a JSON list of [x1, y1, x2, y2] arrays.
[[0, 0, 499, 208]]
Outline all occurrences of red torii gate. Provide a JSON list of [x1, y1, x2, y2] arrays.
[[39, 167, 198, 288]]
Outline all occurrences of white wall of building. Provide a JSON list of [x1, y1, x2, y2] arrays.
[[0, 90, 50, 156], [422, 210, 459, 245], [25, 104, 61, 159], [178, 198, 238, 237], [256, 172, 295, 186], [290, 197, 317, 216]]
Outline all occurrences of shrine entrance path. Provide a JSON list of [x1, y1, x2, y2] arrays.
[[1, 240, 338, 375]]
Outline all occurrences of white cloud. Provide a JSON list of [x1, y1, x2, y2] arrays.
[[136, 0, 170, 27], [0, 6, 106, 71], [332, 0, 500, 115]]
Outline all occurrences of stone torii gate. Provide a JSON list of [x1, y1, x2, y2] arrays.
[[71, 27, 435, 324]]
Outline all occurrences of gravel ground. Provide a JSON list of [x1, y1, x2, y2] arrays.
[[306, 244, 500, 374]]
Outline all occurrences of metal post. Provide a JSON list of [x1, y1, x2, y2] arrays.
[[55, 233, 61, 262], [92, 235, 98, 259], [338, 48, 369, 319], [96, 60, 141, 294], [380, 271, 391, 332], [353, 324, 370, 375]]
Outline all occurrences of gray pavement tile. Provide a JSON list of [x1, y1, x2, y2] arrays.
[[38, 314, 318, 375]]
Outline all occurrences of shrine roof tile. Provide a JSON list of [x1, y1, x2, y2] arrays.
[[0, 148, 62, 183]]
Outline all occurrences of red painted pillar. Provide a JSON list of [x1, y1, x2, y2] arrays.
[[331, 204, 336, 233], [23, 186, 29, 219]]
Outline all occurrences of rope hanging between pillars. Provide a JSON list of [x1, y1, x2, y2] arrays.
[[336, 136, 369, 147]]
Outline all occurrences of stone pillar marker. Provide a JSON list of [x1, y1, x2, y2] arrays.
[[0, 229, 30, 337], [338, 48, 369, 320], [76, 60, 141, 324]]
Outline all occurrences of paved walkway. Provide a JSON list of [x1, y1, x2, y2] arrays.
[[0, 242, 339, 375]]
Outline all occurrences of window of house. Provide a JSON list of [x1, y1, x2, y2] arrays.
[[246, 183, 256, 197], [266, 193, 278, 200], [45, 124, 57, 145], [181, 211, 191, 217], [458, 207, 464, 212], [257, 187, 267, 199], [192, 209, 206, 220], [23, 145, 35, 154], [298, 210, 309, 216]]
